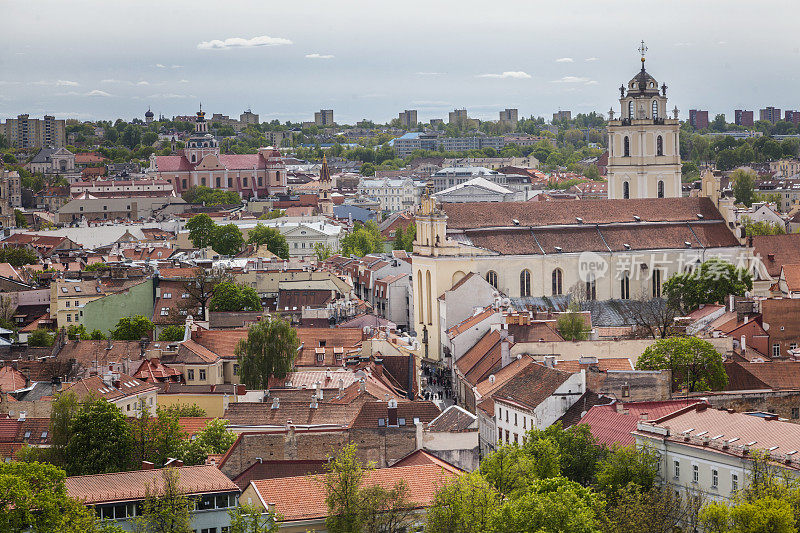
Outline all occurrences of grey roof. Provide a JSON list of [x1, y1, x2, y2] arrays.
[[332, 204, 376, 224], [31, 147, 58, 163], [509, 296, 668, 328]]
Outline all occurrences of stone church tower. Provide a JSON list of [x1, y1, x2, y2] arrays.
[[607, 43, 681, 200], [318, 155, 334, 216]]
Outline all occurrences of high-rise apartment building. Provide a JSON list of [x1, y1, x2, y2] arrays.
[[314, 109, 334, 127], [734, 109, 754, 127], [760, 107, 781, 124], [499, 108, 519, 126], [689, 109, 709, 130], [240, 110, 259, 125], [2, 114, 66, 149], [552, 110, 572, 122], [398, 110, 418, 127], [785, 110, 800, 125]]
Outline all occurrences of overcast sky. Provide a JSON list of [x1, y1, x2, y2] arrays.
[[2, 0, 799, 124]]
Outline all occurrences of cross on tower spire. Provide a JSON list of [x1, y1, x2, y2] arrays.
[[639, 40, 648, 70]]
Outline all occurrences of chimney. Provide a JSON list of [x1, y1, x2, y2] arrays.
[[543, 355, 556, 368], [387, 398, 398, 426], [729, 294, 735, 313], [338, 378, 344, 396], [310, 397, 318, 408], [141, 461, 154, 470], [741, 335, 747, 356], [500, 332, 514, 368]]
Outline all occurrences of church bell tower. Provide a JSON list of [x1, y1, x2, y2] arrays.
[[607, 42, 682, 200]]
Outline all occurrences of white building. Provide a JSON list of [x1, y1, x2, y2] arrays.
[[357, 178, 426, 213], [433, 177, 519, 203], [635, 403, 800, 501], [606, 45, 682, 200], [431, 167, 506, 193], [228, 218, 342, 259]]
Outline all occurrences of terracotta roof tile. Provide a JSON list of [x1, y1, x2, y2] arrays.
[[66, 465, 240, 505], [752, 234, 800, 278], [232, 460, 327, 490], [580, 399, 702, 446], [250, 464, 459, 522], [488, 362, 573, 413], [0, 366, 28, 392], [427, 405, 476, 432]]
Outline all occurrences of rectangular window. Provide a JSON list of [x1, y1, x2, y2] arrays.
[[732, 473, 739, 491], [233, 364, 239, 376], [692, 464, 699, 483], [773, 344, 781, 358], [505, 411, 509, 423], [243, 177, 248, 187], [66, 314, 71, 322], [505, 430, 509, 443], [498, 428, 502, 442], [712, 469, 718, 488], [187, 369, 195, 380], [227, 178, 232, 188], [199, 369, 206, 380], [674, 460, 680, 479], [65, 301, 70, 308], [163, 292, 172, 299], [513, 433, 518, 444], [514, 413, 518, 426], [522, 417, 526, 429]]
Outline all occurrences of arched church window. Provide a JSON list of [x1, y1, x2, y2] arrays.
[[658, 180, 665, 198], [191, 154, 196, 163], [652, 100, 659, 119], [623, 181, 630, 199], [628, 101, 634, 119], [551, 269, 563, 296], [657, 135, 664, 156], [520, 270, 531, 297], [486, 271, 498, 289], [624, 136, 630, 157]]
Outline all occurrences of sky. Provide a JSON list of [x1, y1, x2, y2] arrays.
[[2, 0, 800, 125]]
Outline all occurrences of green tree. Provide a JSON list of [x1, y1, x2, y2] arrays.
[[28, 328, 55, 346], [425, 472, 500, 533], [186, 214, 216, 249], [700, 497, 794, 533], [235, 316, 299, 388], [111, 315, 154, 340], [322, 443, 365, 533], [0, 461, 114, 533], [13, 209, 26, 228], [209, 281, 261, 312], [50, 391, 80, 466], [181, 268, 232, 321], [731, 168, 756, 207], [89, 329, 107, 340], [488, 477, 602, 533], [182, 186, 241, 206], [636, 336, 727, 392], [663, 258, 753, 314], [480, 444, 544, 497], [556, 308, 588, 341], [313, 242, 334, 262], [340, 221, 385, 257], [212, 224, 244, 256], [84, 262, 108, 272], [523, 423, 605, 486], [258, 209, 286, 220], [603, 484, 702, 533], [134, 468, 192, 533], [595, 445, 660, 499], [158, 325, 185, 342], [67, 324, 89, 340], [176, 418, 237, 466], [66, 398, 134, 475], [740, 216, 786, 236], [247, 224, 289, 259], [0, 247, 38, 267], [228, 503, 280, 533]]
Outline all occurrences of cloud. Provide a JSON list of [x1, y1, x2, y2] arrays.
[[56, 80, 79, 87], [552, 76, 590, 83], [148, 93, 195, 99], [86, 89, 112, 97], [101, 78, 125, 84], [477, 71, 531, 79], [585, 57, 599, 62], [178, 79, 190, 83], [197, 35, 292, 50], [416, 72, 444, 76], [136, 81, 150, 86], [305, 53, 334, 59], [555, 57, 573, 63], [171, 65, 183, 69], [585, 80, 599, 85], [155, 64, 167, 69]]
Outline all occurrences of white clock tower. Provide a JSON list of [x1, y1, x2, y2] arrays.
[[607, 42, 682, 200]]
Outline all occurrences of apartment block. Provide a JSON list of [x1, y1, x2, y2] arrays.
[[499, 108, 519, 126], [398, 109, 418, 128], [734, 109, 754, 127], [760, 106, 782, 124], [552, 110, 571, 122], [2, 114, 66, 149], [240, 109, 259, 125], [785, 110, 800, 125], [314, 109, 334, 127], [689, 109, 709, 130]]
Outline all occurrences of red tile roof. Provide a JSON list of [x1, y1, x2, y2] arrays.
[[249, 463, 460, 522], [232, 459, 327, 490], [66, 465, 240, 505], [0, 366, 28, 392], [580, 399, 704, 446], [752, 234, 800, 278]]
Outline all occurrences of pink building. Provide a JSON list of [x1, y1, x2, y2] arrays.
[[147, 109, 287, 199]]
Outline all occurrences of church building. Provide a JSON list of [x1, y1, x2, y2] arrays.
[[147, 108, 287, 199], [410, 46, 752, 363], [606, 42, 682, 200]]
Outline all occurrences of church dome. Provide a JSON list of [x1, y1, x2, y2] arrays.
[[627, 65, 659, 96], [145, 108, 154, 118]]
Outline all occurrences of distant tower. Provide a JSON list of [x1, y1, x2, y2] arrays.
[[318, 155, 334, 216], [606, 41, 681, 200], [145, 108, 154, 124], [183, 105, 219, 164]]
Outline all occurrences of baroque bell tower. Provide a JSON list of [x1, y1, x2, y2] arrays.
[[607, 42, 681, 200]]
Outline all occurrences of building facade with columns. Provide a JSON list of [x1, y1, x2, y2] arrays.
[[147, 109, 287, 199], [606, 45, 682, 200]]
